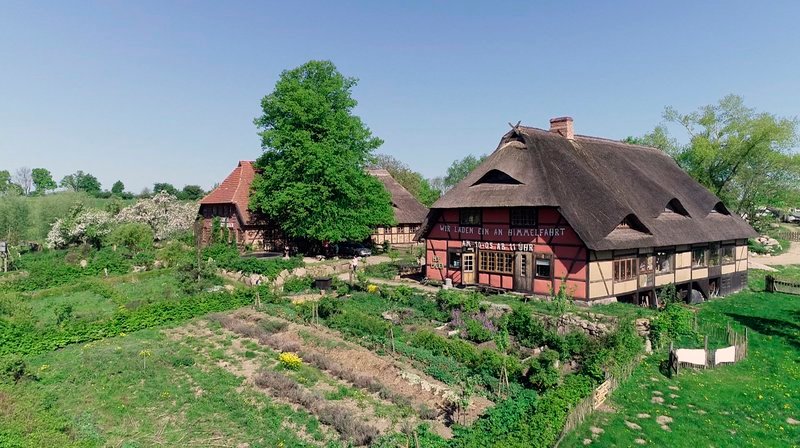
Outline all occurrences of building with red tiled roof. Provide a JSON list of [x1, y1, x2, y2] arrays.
[[200, 161, 428, 251], [198, 161, 285, 251]]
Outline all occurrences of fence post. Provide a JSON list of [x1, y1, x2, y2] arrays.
[[765, 275, 774, 293]]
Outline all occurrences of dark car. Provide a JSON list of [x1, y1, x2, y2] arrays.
[[338, 242, 372, 257]]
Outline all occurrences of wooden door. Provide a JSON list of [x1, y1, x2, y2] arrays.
[[514, 252, 533, 293], [462, 253, 475, 284]]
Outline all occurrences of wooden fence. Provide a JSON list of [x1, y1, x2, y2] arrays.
[[667, 326, 748, 376], [765, 275, 800, 296], [776, 231, 800, 242], [556, 360, 638, 446]]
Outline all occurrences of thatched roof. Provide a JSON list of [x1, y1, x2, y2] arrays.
[[424, 125, 756, 250], [368, 169, 429, 225]]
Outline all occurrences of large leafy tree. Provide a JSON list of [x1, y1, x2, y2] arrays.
[[153, 182, 178, 196], [371, 154, 440, 206], [179, 185, 205, 200], [629, 95, 799, 214], [31, 168, 57, 194], [60, 171, 102, 195], [111, 180, 125, 195], [251, 60, 394, 242], [443, 154, 488, 191], [0, 170, 11, 195]]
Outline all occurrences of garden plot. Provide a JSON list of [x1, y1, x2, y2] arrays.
[[203, 308, 494, 436]]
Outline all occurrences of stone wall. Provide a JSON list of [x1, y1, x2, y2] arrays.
[[219, 260, 353, 290]]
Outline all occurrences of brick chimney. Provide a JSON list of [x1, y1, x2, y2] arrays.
[[549, 116, 574, 139]]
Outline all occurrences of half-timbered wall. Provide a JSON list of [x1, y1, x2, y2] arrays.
[[424, 207, 588, 300], [587, 240, 750, 300], [372, 224, 421, 247]]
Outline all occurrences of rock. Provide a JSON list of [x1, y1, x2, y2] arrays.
[[636, 413, 650, 419], [656, 416, 673, 425], [590, 427, 604, 435], [668, 385, 680, 390], [786, 417, 799, 425], [132, 265, 146, 273], [669, 393, 679, 398], [635, 439, 646, 445], [278, 269, 290, 279], [644, 339, 652, 354], [224, 284, 235, 292], [154, 260, 164, 269], [583, 439, 592, 445], [660, 425, 671, 431], [625, 421, 641, 430], [293, 267, 307, 278], [651, 396, 665, 404], [79, 259, 88, 268], [652, 391, 663, 396]]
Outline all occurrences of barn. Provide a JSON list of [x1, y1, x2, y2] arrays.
[[417, 117, 757, 305], [199, 162, 428, 251]]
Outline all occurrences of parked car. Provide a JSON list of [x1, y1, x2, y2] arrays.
[[338, 242, 372, 257]]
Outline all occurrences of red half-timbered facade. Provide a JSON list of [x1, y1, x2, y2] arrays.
[[425, 207, 589, 299], [418, 117, 757, 304]]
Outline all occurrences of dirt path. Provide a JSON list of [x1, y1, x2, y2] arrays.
[[751, 241, 800, 266]]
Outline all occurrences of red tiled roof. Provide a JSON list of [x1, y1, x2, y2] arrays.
[[200, 160, 257, 223]]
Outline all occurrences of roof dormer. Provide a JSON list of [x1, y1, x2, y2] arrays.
[[472, 169, 522, 186]]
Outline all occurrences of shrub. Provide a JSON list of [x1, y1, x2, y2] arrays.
[[279, 352, 303, 370], [175, 259, 220, 294], [464, 317, 494, 343], [525, 349, 561, 392], [0, 355, 30, 383], [105, 222, 154, 255], [436, 289, 480, 313], [283, 276, 315, 293], [328, 310, 390, 344], [649, 302, 698, 348], [505, 307, 549, 348]]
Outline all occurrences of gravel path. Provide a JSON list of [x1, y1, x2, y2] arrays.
[[751, 241, 800, 266]]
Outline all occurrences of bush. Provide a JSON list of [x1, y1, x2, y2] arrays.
[[105, 222, 154, 255], [525, 349, 561, 392], [649, 302, 698, 348], [464, 318, 494, 343], [505, 307, 549, 348], [279, 352, 303, 370], [175, 259, 220, 294], [0, 355, 30, 383], [283, 276, 315, 294], [436, 289, 480, 313]]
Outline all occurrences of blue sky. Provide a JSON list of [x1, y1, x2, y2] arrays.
[[1, 0, 798, 192]]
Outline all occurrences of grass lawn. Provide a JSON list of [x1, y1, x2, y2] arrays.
[[0, 326, 327, 448], [561, 268, 800, 447]]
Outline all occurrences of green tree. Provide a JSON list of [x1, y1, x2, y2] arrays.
[[443, 154, 488, 191], [31, 168, 57, 195], [0, 170, 11, 194], [251, 60, 394, 243], [111, 180, 125, 196], [153, 182, 178, 196], [632, 95, 799, 215], [371, 154, 440, 206], [179, 184, 205, 200], [60, 171, 102, 195]]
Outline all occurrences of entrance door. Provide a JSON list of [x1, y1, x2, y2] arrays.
[[462, 253, 475, 284], [514, 252, 533, 293]]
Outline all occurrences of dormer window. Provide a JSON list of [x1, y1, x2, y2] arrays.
[[616, 214, 650, 234], [665, 198, 690, 217], [711, 202, 731, 215], [472, 169, 522, 186]]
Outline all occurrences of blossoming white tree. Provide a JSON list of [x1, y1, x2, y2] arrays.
[[46, 192, 199, 248]]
